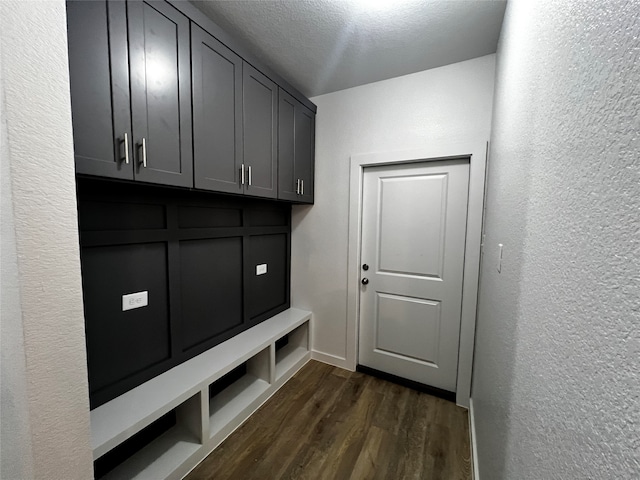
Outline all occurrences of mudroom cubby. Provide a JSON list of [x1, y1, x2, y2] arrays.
[[97, 393, 203, 480], [209, 346, 271, 440], [275, 322, 310, 381], [90, 308, 312, 480]]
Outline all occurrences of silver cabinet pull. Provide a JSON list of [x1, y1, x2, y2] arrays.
[[296, 179, 300, 194], [301, 179, 304, 195], [248, 165, 252, 186], [241, 163, 245, 185], [121, 133, 129, 164], [140, 137, 147, 168]]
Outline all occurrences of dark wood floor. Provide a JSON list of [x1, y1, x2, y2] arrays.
[[186, 361, 471, 480]]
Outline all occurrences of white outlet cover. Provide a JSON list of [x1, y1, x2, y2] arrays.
[[122, 291, 148, 311], [256, 264, 267, 275]]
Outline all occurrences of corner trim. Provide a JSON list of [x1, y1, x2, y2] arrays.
[[311, 351, 352, 370], [469, 397, 480, 480]]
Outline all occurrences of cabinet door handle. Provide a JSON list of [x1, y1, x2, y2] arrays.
[[241, 163, 245, 185], [121, 133, 129, 164], [248, 165, 252, 186], [301, 179, 304, 195], [296, 179, 300, 194], [139, 137, 147, 168]]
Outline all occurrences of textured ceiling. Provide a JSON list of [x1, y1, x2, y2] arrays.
[[191, 0, 507, 98]]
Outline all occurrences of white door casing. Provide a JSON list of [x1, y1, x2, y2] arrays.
[[358, 160, 470, 392], [345, 141, 488, 407]]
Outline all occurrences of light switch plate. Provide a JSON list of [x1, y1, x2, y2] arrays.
[[256, 264, 267, 275], [122, 291, 148, 311]]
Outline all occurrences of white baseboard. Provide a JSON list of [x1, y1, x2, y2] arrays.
[[469, 397, 480, 480], [311, 350, 353, 370]]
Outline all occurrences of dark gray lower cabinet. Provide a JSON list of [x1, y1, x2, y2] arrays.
[[192, 25, 243, 193], [243, 64, 278, 199], [78, 179, 290, 408], [278, 89, 315, 204]]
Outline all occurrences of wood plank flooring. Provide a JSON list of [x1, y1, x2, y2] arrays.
[[186, 361, 471, 480]]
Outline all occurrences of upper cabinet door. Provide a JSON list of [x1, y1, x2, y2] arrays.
[[67, 0, 133, 180], [128, 1, 193, 188], [277, 89, 298, 202], [295, 103, 315, 204], [192, 25, 243, 194], [243, 64, 277, 199], [277, 88, 315, 204]]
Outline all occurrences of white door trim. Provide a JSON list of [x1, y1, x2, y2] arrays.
[[347, 140, 488, 407]]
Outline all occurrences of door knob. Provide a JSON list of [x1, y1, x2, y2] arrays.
[[362, 264, 369, 271], [361, 278, 369, 285]]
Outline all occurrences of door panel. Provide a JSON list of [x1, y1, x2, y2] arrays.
[[243, 64, 277, 198], [359, 160, 469, 392], [67, 0, 133, 179], [378, 174, 447, 277], [375, 293, 440, 364], [192, 25, 243, 193], [128, 1, 192, 187]]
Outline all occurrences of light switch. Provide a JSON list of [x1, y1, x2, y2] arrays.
[[122, 291, 148, 311], [256, 264, 267, 275], [497, 244, 503, 273]]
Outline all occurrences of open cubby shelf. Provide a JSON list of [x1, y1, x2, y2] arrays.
[[102, 424, 201, 480], [275, 323, 310, 381], [91, 308, 311, 480]]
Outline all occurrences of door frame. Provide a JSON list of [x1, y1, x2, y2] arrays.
[[346, 140, 488, 408]]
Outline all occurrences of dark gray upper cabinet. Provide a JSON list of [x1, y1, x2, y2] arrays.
[[192, 25, 243, 194], [67, 0, 192, 187], [243, 64, 278, 199], [278, 89, 315, 204], [67, 0, 315, 201], [128, 1, 192, 188], [67, 1, 132, 179]]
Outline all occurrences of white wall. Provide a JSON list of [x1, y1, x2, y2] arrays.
[[472, 1, 639, 479], [292, 55, 496, 366], [0, 1, 93, 478]]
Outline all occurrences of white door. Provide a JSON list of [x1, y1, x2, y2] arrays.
[[358, 160, 470, 392]]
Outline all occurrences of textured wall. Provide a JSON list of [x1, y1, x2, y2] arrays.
[[0, 1, 93, 478], [292, 55, 495, 365], [472, 1, 640, 479]]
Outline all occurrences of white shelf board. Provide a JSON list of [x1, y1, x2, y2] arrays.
[[275, 345, 309, 380], [209, 375, 270, 437], [91, 308, 311, 458], [102, 425, 200, 480]]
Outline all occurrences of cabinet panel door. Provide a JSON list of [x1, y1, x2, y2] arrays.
[[243, 64, 277, 199], [128, 0, 193, 187], [277, 89, 298, 201], [295, 104, 315, 204], [192, 25, 243, 194], [67, 0, 133, 179]]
